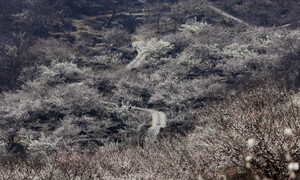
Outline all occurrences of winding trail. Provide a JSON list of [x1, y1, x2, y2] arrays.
[[135, 108, 167, 141], [144, 110, 167, 142], [100, 41, 168, 141], [99, 102, 167, 141], [205, 5, 251, 28], [126, 40, 167, 140], [126, 41, 149, 70]]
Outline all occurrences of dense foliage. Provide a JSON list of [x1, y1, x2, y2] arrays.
[[0, 0, 300, 179]]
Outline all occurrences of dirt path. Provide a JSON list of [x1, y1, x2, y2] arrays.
[[144, 110, 167, 142], [126, 41, 148, 70], [126, 40, 167, 140], [205, 5, 251, 27], [133, 107, 167, 141], [100, 102, 167, 141], [100, 41, 168, 141]]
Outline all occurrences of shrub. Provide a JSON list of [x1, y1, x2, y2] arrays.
[[179, 18, 211, 33], [37, 62, 83, 85], [28, 38, 76, 64], [113, 74, 152, 107], [190, 85, 300, 179], [103, 27, 130, 48]]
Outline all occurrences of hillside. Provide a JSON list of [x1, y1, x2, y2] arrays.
[[0, 0, 300, 179]]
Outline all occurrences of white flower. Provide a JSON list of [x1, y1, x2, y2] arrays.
[[247, 138, 256, 148], [288, 162, 299, 171], [246, 162, 251, 169], [245, 156, 252, 162], [284, 128, 293, 136]]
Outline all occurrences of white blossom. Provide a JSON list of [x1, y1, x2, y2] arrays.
[[246, 162, 251, 169], [288, 162, 299, 171], [245, 156, 252, 162], [284, 128, 293, 136], [247, 138, 256, 148]]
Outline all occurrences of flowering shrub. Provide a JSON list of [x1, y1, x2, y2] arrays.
[[142, 38, 174, 58], [28, 38, 76, 63], [179, 18, 211, 33], [177, 44, 221, 65], [103, 27, 130, 48], [1, 85, 300, 179], [190, 85, 300, 179]]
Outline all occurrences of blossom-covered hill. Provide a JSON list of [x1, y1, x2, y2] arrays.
[[0, 0, 300, 179]]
